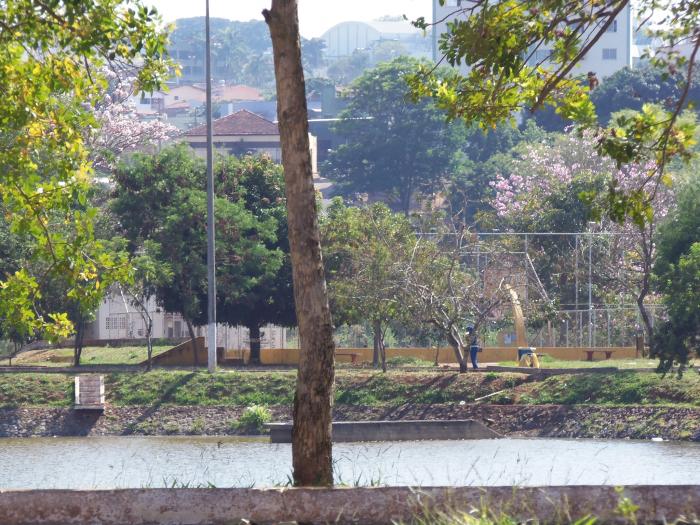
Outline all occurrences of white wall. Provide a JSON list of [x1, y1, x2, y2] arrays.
[[433, 0, 634, 78], [87, 292, 287, 349]]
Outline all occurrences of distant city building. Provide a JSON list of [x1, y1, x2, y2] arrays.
[[132, 84, 264, 120], [180, 108, 319, 176], [432, 1, 638, 79], [321, 18, 431, 61]]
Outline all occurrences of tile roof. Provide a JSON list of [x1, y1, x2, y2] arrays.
[[184, 109, 279, 137]]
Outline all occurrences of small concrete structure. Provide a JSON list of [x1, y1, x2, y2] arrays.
[[267, 419, 501, 443], [73, 375, 105, 411], [1, 485, 698, 525]]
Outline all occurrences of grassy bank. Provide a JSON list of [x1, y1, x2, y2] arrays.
[[497, 356, 659, 369], [1, 369, 699, 408], [0, 346, 173, 366]]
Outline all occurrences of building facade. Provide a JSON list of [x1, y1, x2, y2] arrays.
[[84, 292, 286, 350], [322, 19, 431, 61], [432, 0, 636, 79], [181, 109, 318, 175]]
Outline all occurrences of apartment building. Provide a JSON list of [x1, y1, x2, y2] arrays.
[[432, 0, 636, 78]]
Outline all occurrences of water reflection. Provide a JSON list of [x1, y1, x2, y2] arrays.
[[1, 436, 699, 489]]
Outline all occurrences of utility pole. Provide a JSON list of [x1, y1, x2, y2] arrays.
[[205, 0, 217, 373], [588, 222, 595, 348]]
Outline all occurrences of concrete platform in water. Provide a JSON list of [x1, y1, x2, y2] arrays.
[[266, 419, 501, 443]]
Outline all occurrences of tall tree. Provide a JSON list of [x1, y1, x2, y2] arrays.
[[322, 199, 414, 371], [264, 0, 336, 487], [112, 146, 284, 365], [490, 127, 675, 347], [325, 57, 467, 215], [215, 155, 296, 365], [0, 0, 171, 341], [653, 163, 700, 371]]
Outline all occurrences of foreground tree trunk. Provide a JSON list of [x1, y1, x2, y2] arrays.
[[264, 0, 336, 487], [248, 323, 262, 365]]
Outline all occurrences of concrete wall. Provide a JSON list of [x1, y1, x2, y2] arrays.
[[228, 346, 637, 366], [149, 337, 223, 367], [1, 485, 698, 525], [268, 419, 501, 443]]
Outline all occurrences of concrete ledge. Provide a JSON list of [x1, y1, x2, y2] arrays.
[[485, 365, 619, 375], [267, 419, 502, 443], [1, 485, 698, 524]]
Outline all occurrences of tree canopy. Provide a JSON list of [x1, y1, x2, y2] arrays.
[[0, 0, 171, 341], [411, 0, 698, 226], [111, 146, 291, 361], [324, 56, 467, 214], [653, 163, 700, 371]]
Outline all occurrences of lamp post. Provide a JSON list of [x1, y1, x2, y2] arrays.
[[587, 221, 596, 348], [205, 0, 217, 373]]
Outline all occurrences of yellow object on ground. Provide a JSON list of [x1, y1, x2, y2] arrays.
[[519, 352, 541, 368]]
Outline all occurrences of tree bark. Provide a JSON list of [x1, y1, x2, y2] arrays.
[[248, 323, 262, 365], [264, 0, 336, 487], [185, 318, 199, 368], [73, 315, 84, 367], [379, 332, 387, 373], [372, 320, 381, 368], [447, 331, 468, 373], [145, 316, 153, 372]]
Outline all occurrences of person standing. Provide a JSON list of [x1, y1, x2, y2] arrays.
[[467, 325, 480, 369]]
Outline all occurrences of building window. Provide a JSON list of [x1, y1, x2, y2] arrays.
[[107, 315, 127, 330], [606, 20, 618, 33], [445, 0, 462, 5], [602, 48, 617, 60]]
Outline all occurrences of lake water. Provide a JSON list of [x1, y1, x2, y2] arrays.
[[1, 436, 699, 489]]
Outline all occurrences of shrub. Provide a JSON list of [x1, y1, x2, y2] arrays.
[[236, 405, 272, 434], [386, 356, 433, 367]]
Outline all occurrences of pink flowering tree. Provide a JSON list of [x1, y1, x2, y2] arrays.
[[87, 72, 178, 173], [490, 129, 674, 347]]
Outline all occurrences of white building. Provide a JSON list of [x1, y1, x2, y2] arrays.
[[321, 19, 431, 61], [181, 109, 318, 176], [433, 1, 637, 79], [84, 291, 286, 350]]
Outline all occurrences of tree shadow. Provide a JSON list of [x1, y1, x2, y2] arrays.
[[0, 407, 103, 437], [120, 372, 197, 435], [379, 373, 459, 420]]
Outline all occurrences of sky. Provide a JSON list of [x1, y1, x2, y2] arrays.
[[144, 0, 432, 38]]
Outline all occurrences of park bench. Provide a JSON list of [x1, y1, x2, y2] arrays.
[[336, 352, 360, 364], [583, 349, 616, 361]]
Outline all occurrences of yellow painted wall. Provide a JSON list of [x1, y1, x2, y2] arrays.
[[224, 346, 638, 365]]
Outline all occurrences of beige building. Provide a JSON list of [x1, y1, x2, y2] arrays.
[[181, 109, 318, 175]]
